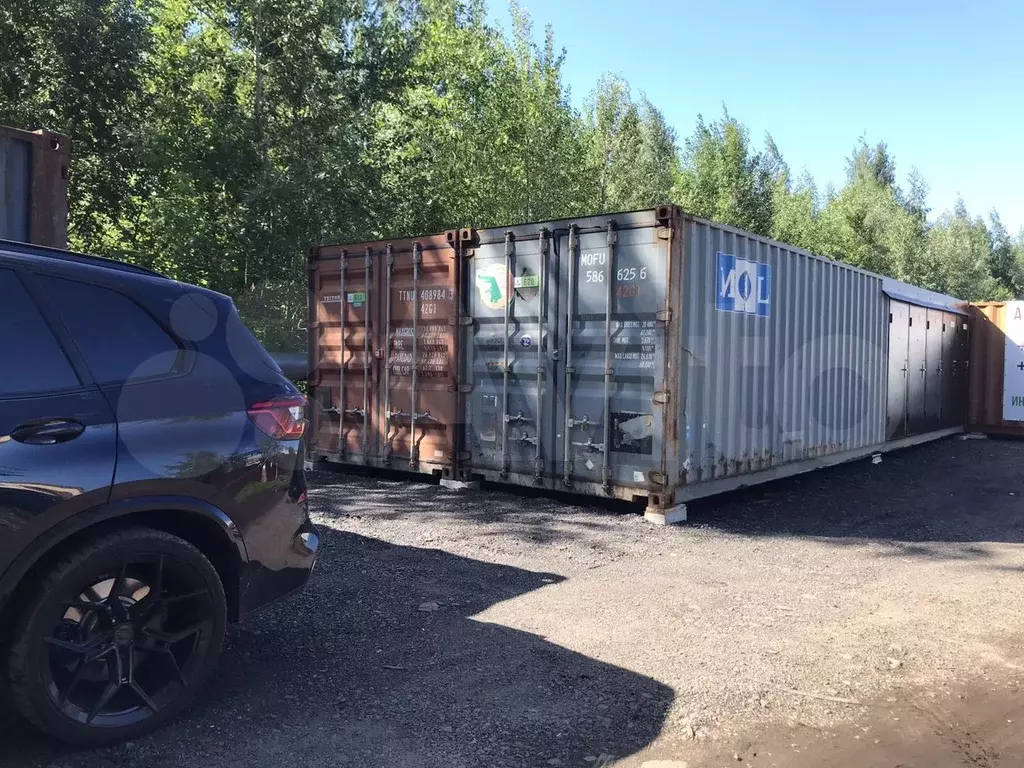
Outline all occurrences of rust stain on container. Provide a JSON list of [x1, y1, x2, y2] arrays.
[[968, 302, 1024, 435], [308, 233, 460, 477], [0, 125, 70, 248]]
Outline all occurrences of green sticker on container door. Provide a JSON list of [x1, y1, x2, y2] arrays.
[[513, 274, 540, 289], [346, 291, 366, 307], [513, 271, 540, 301]]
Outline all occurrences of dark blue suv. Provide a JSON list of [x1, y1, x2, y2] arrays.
[[0, 240, 318, 745]]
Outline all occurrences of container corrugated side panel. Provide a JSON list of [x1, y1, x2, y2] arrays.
[[679, 218, 887, 486]]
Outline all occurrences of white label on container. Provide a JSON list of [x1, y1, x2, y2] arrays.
[[1004, 301, 1024, 421], [633, 470, 645, 483], [434, 449, 445, 459], [585, 459, 594, 471]]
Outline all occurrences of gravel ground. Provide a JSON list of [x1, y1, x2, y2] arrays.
[[3, 436, 1024, 767]]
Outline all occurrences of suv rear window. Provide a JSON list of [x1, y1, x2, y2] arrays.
[[39, 276, 182, 385], [0, 269, 80, 396]]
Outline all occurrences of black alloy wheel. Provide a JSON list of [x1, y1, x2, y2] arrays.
[[5, 529, 227, 745]]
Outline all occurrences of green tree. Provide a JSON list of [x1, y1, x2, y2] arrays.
[[673, 108, 773, 235], [0, 0, 151, 249], [771, 168, 821, 253], [925, 201, 1005, 300], [813, 139, 922, 279], [130, 0, 415, 349], [583, 74, 676, 211], [987, 211, 1024, 297], [370, 0, 590, 233]]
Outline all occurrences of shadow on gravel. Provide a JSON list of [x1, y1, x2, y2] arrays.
[[687, 438, 1024, 553], [0, 528, 673, 768], [309, 439, 1024, 559]]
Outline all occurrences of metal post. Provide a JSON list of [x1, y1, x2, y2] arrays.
[[361, 247, 372, 458], [337, 249, 347, 456], [562, 224, 578, 486], [383, 244, 394, 460], [500, 231, 514, 477], [409, 242, 422, 469], [601, 222, 617, 490], [534, 229, 548, 480]]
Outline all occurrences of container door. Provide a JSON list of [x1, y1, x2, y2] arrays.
[[951, 313, 969, 427], [906, 304, 928, 436], [558, 219, 669, 491], [886, 301, 909, 440], [379, 235, 458, 474], [0, 134, 31, 243], [460, 229, 558, 481], [940, 312, 956, 428], [309, 245, 378, 463], [925, 308, 944, 431]]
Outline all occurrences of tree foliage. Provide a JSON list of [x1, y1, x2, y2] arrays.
[[2, 0, 1021, 352], [673, 109, 774, 236]]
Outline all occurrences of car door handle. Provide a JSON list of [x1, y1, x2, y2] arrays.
[[10, 419, 86, 445]]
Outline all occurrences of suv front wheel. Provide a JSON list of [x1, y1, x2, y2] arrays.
[[5, 528, 227, 745]]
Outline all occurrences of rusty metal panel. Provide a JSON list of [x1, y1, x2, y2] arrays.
[[886, 301, 909, 439], [378, 234, 459, 474], [308, 244, 378, 463], [678, 217, 888, 485], [968, 301, 1024, 435], [0, 126, 69, 248], [308, 234, 460, 476]]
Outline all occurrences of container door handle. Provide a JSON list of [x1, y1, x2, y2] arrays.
[[11, 419, 85, 445]]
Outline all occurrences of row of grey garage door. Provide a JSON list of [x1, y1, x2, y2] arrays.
[[886, 300, 968, 440]]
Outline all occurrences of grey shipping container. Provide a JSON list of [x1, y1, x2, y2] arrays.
[[0, 126, 70, 248], [455, 206, 967, 521]]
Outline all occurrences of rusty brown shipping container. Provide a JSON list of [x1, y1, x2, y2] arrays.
[[0, 126, 70, 248], [307, 232, 462, 478], [968, 302, 1024, 435]]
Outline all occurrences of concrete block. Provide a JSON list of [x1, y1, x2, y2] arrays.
[[440, 478, 481, 491], [644, 503, 688, 525]]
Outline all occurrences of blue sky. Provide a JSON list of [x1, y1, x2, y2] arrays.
[[490, 0, 1024, 232]]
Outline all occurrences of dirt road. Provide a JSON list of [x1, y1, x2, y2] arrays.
[[2, 437, 1023, 767]]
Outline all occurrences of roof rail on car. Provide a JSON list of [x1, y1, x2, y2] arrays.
[[0, 238, 167, 278]]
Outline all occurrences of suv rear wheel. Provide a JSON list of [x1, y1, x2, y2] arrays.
[[5, 528, 227, 745]]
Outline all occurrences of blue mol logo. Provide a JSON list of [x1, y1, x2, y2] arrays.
[[716, 252, 771, 318]]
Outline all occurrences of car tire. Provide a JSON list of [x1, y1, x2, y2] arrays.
[[4, 527, 227, 746]]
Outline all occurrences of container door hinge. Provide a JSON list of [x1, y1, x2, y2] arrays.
[[657, 228, 671, 240], [653, 391, 671, 405], [649, 470, 668, 486], [449, 383, 473, 393], [458, 450, 472, 462], [656, 309, 673, 323], [459, 316, 475, 326]]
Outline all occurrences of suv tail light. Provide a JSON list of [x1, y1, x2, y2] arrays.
[[247, 395, 307, 440]]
